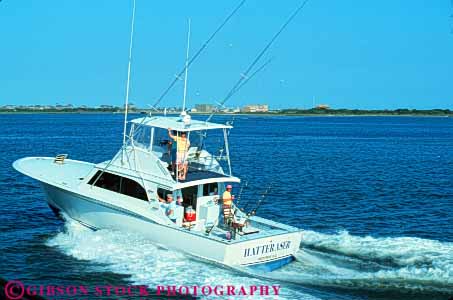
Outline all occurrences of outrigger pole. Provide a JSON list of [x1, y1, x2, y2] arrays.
[[151, 0, 246, 109], [206, 0, 310, 122], [122, 0, 137, 164], [182, 19, 191, 113]]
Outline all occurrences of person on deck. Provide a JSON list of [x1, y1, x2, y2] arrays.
[[222, 185, 235, 224], [160, 194, 177, 222], [167, 128, 190, 180]]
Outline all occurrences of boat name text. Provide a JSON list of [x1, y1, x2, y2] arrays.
[[243, 241, 291, 257]]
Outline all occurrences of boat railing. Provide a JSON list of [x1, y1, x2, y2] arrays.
[[129, 121, 233, 173], [125, 139, 226, 185]]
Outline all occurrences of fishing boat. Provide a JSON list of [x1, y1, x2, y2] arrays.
[[13, 112, 301, 271], [13, 0, 306, 271]]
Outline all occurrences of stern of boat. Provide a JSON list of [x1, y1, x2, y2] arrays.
[[224, 230, 302, 272]]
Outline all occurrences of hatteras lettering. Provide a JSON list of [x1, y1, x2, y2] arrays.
[[243, 241, 291, 257]]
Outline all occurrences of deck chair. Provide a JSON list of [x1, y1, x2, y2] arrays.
[[54, 154, 68, 164], [223, 205, 234, 226]]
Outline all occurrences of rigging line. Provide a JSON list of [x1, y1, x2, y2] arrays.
[[206, 57, 273, 121], [234, 57, 274, 94], [206, 0, 309, 122], [151, 0, 247, 109]]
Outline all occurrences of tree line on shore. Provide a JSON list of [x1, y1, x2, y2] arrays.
[[278, 108, 453, 116], [1, 106, 452, 116]]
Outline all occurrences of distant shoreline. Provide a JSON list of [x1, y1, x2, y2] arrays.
[[0, 107, 453, 117], [0, 110, 452, 117]]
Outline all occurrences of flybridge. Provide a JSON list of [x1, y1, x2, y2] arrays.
[[129, 116, 232, 132], [123, 112, 236, 184]]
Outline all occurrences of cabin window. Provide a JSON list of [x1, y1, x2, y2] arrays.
[[88, 171, 120, 193], [121, 177, 148, 200], [152, 128, 172, 149], [88, 171, 148, 201], [203, 182, 218, 196], [131, 125, 152, 150], [181, 185, 198, 208]]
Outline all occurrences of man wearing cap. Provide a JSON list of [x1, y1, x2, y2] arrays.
[[167, 128, 190, 180], [223, 185, 234, 206], [222, 185, 235, 224]]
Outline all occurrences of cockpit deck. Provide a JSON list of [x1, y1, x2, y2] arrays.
[[174, 214, 299, 244]]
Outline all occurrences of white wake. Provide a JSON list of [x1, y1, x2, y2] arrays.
[[266, 230, 453, 294], [46, 220, 453, 298], [46, 220, 322, 300]]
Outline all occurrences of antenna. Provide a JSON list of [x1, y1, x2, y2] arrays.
[[122, 0, 136, 162], [182, 18, 191, 112], [182, 18, 190, 111]]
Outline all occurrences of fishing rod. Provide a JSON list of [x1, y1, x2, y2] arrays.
[[241, 182, 261, 213], [151, 0, 247, 109], [247, 183, 273, 217], [206, 0, 310, 122], [235, 180, 248, 207]]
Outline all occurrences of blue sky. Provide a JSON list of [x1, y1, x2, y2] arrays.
[[1, 0, 452, 109]]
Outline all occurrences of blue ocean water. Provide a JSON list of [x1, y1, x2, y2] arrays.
[[0, 114, 452, 300]]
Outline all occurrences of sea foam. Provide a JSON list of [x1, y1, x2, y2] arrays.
[[46, 219, 322, 300]]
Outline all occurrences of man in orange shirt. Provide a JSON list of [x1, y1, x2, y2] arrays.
[[168, 128, 190, 180], [222, 184, 235, 224]]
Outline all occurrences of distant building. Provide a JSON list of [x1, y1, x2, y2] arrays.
[[241, 104, 269, 113], [315, 104, 330, 110], [28, 105, 43, 110], [1, 105, 16, 110], [195, 104, 215, 113], [55, 104, 74, 110], [220, 106, 240, 114], [123, 103, 137, 110]]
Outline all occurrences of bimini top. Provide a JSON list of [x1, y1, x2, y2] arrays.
[[130, 116, 232, 132]]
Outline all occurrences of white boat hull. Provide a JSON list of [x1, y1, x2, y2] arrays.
[[42, 182, 302, 270]]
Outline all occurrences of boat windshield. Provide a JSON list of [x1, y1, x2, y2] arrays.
[[129, 122, 232, 178]]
